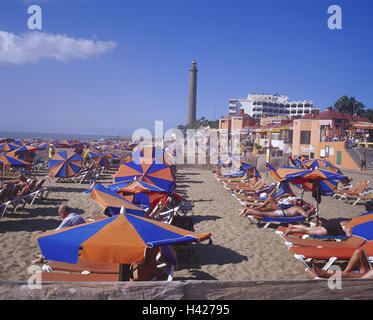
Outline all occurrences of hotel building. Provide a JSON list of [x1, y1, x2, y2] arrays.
[[228, 93, 315, 119]]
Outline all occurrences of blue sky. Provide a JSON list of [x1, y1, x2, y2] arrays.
[[0, 0, 372, 136]]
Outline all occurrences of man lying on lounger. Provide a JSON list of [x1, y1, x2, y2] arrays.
[[285, 218, 352, 237], [240, 195, 311, 216], [240, 203, 315, 219], [285, 201, 373, 237]]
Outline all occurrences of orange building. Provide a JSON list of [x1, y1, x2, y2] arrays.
[[292, 110, 373, 170], [219, 109, 258, 135]]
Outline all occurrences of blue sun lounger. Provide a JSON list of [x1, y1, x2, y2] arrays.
[[247, 214, 308, 228]]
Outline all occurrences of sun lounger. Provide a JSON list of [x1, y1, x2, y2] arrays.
[[0, 199, 20, 218], [289, 246, 357, 270], [276, 230, 366, 249], [46, 259, 119, 274], [234, 183, 278, 200], [226, 179, 268, 193], [224, 178, 265, 189], [150, 206, 180, 224], [41, 247, 175, 282], [340, 190, 373, 206], [276, 226, 348, 241], [332, 180, 370, 203], [246, 213, 310, 229]]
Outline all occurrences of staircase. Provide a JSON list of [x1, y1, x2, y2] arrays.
[[345, 143, 373, 170]]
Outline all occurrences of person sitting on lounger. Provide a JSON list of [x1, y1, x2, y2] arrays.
[[285, 218, 352, 237], [307, 247, 373, 279], [12, 174, 28, 190], [31, 204, 86, 264], [0, 183, 14, 203], [241, 204, 315, 219]]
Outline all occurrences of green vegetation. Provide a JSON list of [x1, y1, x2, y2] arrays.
[[328, 96, 373, 121], [177, 116, 219, 134]]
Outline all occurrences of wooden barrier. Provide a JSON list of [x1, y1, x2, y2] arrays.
[[2, 279, 373, 300]]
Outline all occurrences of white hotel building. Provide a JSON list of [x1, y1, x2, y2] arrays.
[[228, 94, 314, 119]]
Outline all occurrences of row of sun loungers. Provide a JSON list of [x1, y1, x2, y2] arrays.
[[0, 179, 49, 219], [46, 166, 105, 185]]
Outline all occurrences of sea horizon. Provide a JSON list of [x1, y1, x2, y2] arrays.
[[0, 130, 127, 141]]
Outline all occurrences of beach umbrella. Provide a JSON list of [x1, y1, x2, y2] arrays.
[[7, 145, 39, 157], [85, 183, 146, 215], [350, 220, 373, 242], [240, 160, 260, 177], [104, 152, 119, 159], [49, 150, 83, 178], [301, 159, 327, 170], [345, 212, 373, 229], [277, 166, 347, 223], [301, 179, 339, 197], [218, 154, 241, 168], [107, 180, 167, 194], [88, 151, 110, 169], [322, 160, 343, 174], [301, 158, 343, 174], [87, 150, 103, 158], [132, 145, 172, 166], [107, 144, 121, 150], [0, 142, 19, 153], [107, 180, 184, 210], [0, 154, 31, 167], [266, 162, 285, 182], [113, 157, 176, 193], [33, 142, 48, 150], [35, 212, 211, 280], [278, 168, 347, 186], [58, 140, 74, 148]]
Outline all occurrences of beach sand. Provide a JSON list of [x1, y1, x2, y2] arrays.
[[0, 163, 372, 282]]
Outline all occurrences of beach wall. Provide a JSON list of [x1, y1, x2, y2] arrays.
[[2, 280, 373, 300]]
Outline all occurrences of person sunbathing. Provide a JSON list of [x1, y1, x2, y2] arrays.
[[286, 200, 373, 237], [240, 195, 305, 215], [241, 204, 315, 219], [285, 218, 352, 237], [307, 247, 373, 279]]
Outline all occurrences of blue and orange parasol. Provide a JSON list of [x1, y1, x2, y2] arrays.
[[49, 150, 83, 178], [35, 212, 211, 265], [113, 157, 176, 193], [85, 183, 146, 215]]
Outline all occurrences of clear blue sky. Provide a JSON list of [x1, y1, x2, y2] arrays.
[[1, 0, 372, 136]]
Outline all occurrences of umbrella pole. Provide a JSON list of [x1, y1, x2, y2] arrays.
[[119, 264, 131, 281], [316, 183, 320, 225]]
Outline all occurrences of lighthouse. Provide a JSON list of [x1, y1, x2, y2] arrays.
[[187, 61, 197, 126]]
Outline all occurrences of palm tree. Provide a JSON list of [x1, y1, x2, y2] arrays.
[[334, 96, 365, 115]]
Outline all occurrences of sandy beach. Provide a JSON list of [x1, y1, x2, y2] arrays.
[[0, 158, 372, 283]]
